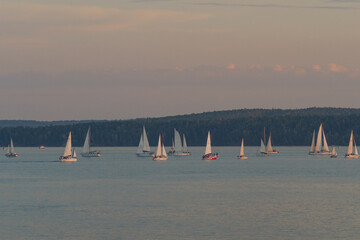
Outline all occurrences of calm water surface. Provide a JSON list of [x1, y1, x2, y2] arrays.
[[0, 146, 359, 240]]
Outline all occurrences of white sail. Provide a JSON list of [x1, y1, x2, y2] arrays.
[[354, 140, 359, 155], [183, 134, 188, 152], [10, 138, 15, 153], [266, 133, 273, 152], [240, 138, 245, 156], [7, 145, 10, 154], [174, 129, 182, 152], [82, 127, 91, 154], [322, 130, 330, 152], [63, 132, 72, 156], [162, 144, 167, 157], [156, 135, 162, 157], [310, 130, 315, 153], [347, 130, 354, 155], [143, 126, 151, 152], [137, 134, 144, 154], [315, 124, 323, 152], [260, 139, 266, 153], [205, 131, 212, 155]]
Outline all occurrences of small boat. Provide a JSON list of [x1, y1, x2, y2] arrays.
[[153, 135, 168, 161], [237, 138, 248, 160], [345, 130, 359, 159], [330, 146, 338, 158], [136, 126, 154, 157], [259, 139, 268, 155], [170, 129, 191, 156], [5, 138, 18, 157], [59, 132, 77, 162], [39, 145, 46, 150], [202, 131, 218, 160], [309, 124, 332, 155], [81, 127, 100, 157]]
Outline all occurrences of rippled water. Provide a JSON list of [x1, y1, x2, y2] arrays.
[[0, 146, 359, 240]]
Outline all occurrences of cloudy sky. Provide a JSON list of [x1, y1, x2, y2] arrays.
[[1, 0, 359, 120]]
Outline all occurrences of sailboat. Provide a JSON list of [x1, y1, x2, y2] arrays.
[[345, 130, 359, 159], [202, 131, 218, 160], [330, 146, 338, 158], [136, 126, 153, 157], [309, 124, 332, 155], [5, 138, 18, 157], [81, 127, 100, 157], [259, 139, 267, 155], [59, 132, 77, 162], [237, 138, 248, 160], [265, 132, 279, 154], [153, 135, 168, 161], [171, 128, 191, 156]]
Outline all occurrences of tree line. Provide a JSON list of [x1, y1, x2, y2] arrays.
[[1, 111, 360, 147]]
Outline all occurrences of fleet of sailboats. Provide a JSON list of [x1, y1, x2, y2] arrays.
[[345, 130, 359, 159], [81, 127, 101, 157], [237, 138, 248, 160], [153, 135, 168, 161], [5, 138, 18, 157], [168, 129, 191, 156], [136, 126, 154, 157], [309, 124, 332, 155], [59, 132, 77, 162], [202, 131, 218, 160]]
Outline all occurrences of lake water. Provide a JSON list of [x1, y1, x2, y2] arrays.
[[0, 146, 360, 240]]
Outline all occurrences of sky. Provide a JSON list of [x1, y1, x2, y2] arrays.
[[0, 0, 360, 120]]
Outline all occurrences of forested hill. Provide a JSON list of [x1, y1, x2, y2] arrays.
[[1, 107, 360, 147]]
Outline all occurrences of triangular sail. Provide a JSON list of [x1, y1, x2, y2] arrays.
[[7, 145, 10, 154], [310, 130, 315, 153], [205, 131, 212, 155], [82, 127, 91, 154], [137, 134, 144, 154], [331, 146, 336, 155], [174, 129, 182, 152], [156, 135, 162, 157], [315, 124, 323, 152], [183, 134, 188, 152], [322, 130, 329, 152], [143, 126, 151, 152], [73, 149, 77, 157], [260, 139, 266, 153], [10, 138, 15, 153], [63, 132, 72, 156], [266, 133, 273, 152], [347, 130, 354, 155], [354, 139, 359, 155], [162, 144, 167, 157], [240, 138, 245, 156]]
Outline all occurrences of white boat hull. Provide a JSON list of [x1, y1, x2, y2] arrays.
[[237, 155, 248, 160], [81, 151, 101, 157], [173, 152, 191, 156], [60, 157, 77, 162], [153, 156, 168, 161], [345, 154, 359, 159], [309, 151, 332, 155]]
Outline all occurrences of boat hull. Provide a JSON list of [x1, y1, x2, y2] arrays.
[[5, 153, 18, 158], [60, 157, 77, 162], [345, 154, 359, 159], [81, 151, 101, 157], [202, 153, 218, 160], [309, 151, 332, 155], [266, 150, 279, 154], [330, 155, 338, 158], [153, 156, 168, 161], [237, 155, 248, 160]]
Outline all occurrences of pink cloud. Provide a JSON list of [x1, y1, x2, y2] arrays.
[[273, 64, 283, 72], [312, 64, 322, 72], [328, 63, 348, 73], [227, 63, 236, 70]]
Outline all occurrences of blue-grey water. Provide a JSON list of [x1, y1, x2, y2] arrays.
[[0, 146, 359, 240]]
